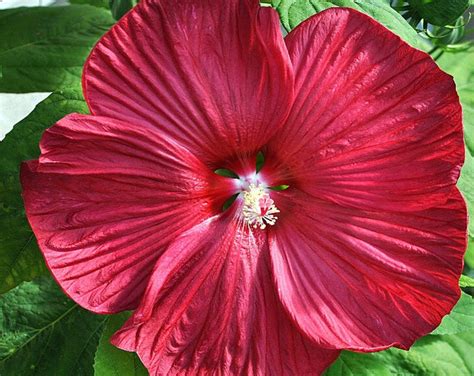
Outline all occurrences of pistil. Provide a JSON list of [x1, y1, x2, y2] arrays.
[[242, 184, 280, 229]]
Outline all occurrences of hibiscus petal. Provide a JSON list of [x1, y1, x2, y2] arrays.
[[111, 215, 339, 375], [264, 8, 463, 211], [21, 114, 229, 313], [269, 188, 467, 351], [83, 0, 293, 161]]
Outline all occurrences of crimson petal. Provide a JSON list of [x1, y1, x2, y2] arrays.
[[269, 188, 467, 351], [265, 8, 463, 212], [112, 215, 339, 375], [83, 0, 294, 161], [264, 9, 467, 351], [21, 114, 227, 313]]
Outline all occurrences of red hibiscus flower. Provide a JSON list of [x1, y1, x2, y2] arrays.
[[21, 0, 467, 374]]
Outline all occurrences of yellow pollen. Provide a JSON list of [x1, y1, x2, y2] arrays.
[[242, 184, 280, 230]]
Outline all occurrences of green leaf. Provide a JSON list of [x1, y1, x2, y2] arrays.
[[465, 236, 474, 269], [109, 0, 138, 20], [269, 184, 290, 191], [457, 150, 474, 237], [0, 5, 114, 92], [94, 313, 147, 376], [325, 351, 392, 376], [70, 0, 109, 7], [460, 274, 474, 288], [0, 277, 106, 376], [437, 49, 474, 268], [214, 168, 240, 179], [431, 292, 474, 335], [437, 49, 474, 277], [325, 331, 474, 375], [437, 49, 474, 156], [408, 0, 470, 26], [256, 151, 265, 173], [222, 193, 240, 211], [0, 89, 89, 294], [270, 0, 425, 49]]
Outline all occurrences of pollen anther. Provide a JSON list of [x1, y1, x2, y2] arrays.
[[242, 184, 280, 230]]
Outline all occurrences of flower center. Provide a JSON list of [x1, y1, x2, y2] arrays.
[[241, 183, 280, 230], [214, 152, 288, 229]]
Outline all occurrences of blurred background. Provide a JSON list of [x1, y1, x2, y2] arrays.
[[0, 1, 473, 374]]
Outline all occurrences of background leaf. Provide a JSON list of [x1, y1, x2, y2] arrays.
[[325, 351, 392, 375], [437, 49, 474, 156], [0, 276, 106, 376], [70, 0, 110, 8], [0, 89, 88, 294], [0, 5, 113, 92], [431, 293, 474, 335], [109, 0, 138, 20], [326, 331, 474, 375], [94, 313, 147, 376], [270, 0, 425, 49], [460, 275, 474, 288], [437, 49, 474, 271], [408, 0, 470, 26], [465, 235, 474, 270], [457, 152, 474, 241]]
